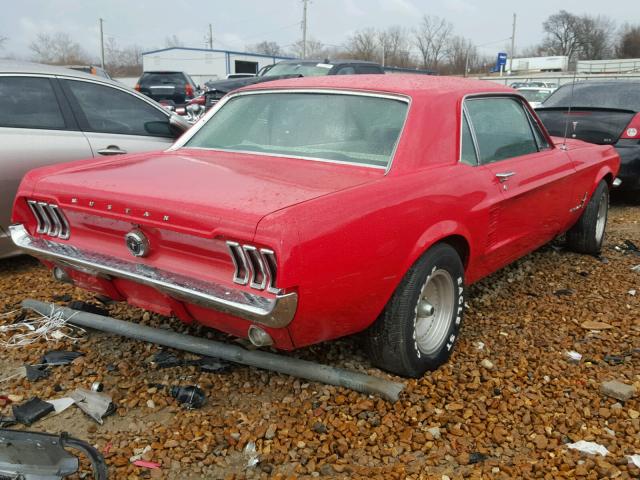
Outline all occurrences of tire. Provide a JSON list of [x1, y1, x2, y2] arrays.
[[364, 243, 465, 378], [567, 180, 609, 255]]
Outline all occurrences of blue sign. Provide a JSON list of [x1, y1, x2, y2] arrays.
[[490, 52, 508, 73]]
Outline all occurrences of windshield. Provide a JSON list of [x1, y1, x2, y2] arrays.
[[185, 92, 408, 168], [264, 62, 333, 77], [542, 82, 640, 111], [519, 90, 551, 103]]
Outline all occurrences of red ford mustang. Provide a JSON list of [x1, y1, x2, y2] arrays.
[[10, 75, 619, 377]]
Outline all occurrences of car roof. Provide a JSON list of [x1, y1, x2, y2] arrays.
[[0, 60, 121, 86], [238, 74, 513, 98]]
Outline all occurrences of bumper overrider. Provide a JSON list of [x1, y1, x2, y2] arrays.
[[9, 224, 298, 328]]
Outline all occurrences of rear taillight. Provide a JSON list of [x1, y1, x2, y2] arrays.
[[134, 83, 141, 91], [621, 113, 640, 139], [185, 84, 194, 97], [26, 199, 70, 239], [226, 241, 280, 293]]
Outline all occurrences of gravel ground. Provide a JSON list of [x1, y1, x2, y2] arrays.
[[0, 202, 638, 479]]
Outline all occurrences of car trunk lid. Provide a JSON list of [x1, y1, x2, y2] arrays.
[[537, 107, 636, 145], [31, 148, 383, 239]]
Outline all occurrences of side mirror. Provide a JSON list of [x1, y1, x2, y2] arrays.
[[169, 114, 191, 138]]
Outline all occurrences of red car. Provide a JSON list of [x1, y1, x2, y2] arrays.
[[10, 75, 619, 377]]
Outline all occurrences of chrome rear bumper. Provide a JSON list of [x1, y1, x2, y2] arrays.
[[9, 224, 297, 328]]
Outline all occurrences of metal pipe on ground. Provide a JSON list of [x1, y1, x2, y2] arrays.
[[22, 299, 405, 402]]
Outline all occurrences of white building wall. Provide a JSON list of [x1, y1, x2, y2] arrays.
[[142, 48, 292, 86]]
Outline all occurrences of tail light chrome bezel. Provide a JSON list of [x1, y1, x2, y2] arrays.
[[226, 241, 280, 293], [26, 199, 70, 240]]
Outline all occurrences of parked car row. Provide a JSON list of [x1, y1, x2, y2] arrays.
[[7, 71, 620, 377]]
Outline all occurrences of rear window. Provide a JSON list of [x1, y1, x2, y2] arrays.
[[185, 92, 408, 168], [543, 82, 640, 111], [140, 72, 187, 86]]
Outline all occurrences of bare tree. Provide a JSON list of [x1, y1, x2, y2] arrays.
[[29, 32, 90, 65], [519, 44, 545, 58], [343, 28, 379, 61], [580, 15, 615, 59], [288, 38, 327, 59], [104, 37, 143, 76], [0, 36, 7, 49], [248, 41, 282, 56], [616, 24, 640, 58], [164, 35, 184, 48], [444, 36, 477, 75], [541, 10, 585, 62], [378, 26, 412, 67], [413, 15, 453, 70]]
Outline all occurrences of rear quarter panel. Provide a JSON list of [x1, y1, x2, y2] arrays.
[[255, 165, 494, 348]]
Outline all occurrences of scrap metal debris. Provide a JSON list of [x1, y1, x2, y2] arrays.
[[0, 429, 107, 479], [69, 388, 115, 425], [151, 350, 231, 373], [244, 441, 260, 469]]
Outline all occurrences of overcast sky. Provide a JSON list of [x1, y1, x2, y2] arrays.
[[1, 0, 638, 60]]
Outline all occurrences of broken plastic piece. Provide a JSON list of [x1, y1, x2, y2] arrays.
[[567, 440, 609, 456], [629, 455, 640, 468], [565, 351, 582, 362], [24, 364, 50, 381], [152, 350, 231, 372], [244, 441, 259, 468], [47, 397, 76, 415], [39, 350, 83, 366], [12, 397, 55, 425], [69, 389, 115, 425], [67, 300, 109, 317], [170, 385, 206, 409]]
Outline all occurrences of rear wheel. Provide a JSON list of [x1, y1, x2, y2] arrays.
[[567, 180, 609, 254], [364, 243, 465, 378]]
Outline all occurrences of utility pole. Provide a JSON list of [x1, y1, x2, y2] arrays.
[[208, 23, 213, 50], [99, 18, 105, 69], [509, 13, 516, 73], [301, 0, 309, 59]]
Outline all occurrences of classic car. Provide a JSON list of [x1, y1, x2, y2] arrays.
[[10, 75, 620, 377]]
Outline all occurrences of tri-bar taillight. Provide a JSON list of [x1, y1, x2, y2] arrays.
[[26, 200, 71, 240], [226, 241, 279, 293]]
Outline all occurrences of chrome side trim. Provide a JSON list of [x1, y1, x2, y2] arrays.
[[51, 205, 71, 240], [35, 202, 53, 235], [27, 200, 45, 233], [44, 203, 61, 237], [10, 224, 298, 328]]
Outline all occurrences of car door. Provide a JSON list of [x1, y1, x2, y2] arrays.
[[0, 75, 93, 257], [60, 78, 176, 157], [464, 96, 576, 271]]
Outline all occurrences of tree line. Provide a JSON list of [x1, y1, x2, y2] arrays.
[[2, 9, 640, 76]]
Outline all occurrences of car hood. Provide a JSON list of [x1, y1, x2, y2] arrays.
[[205, 74, 300, 94], [31, 148, 383, 238]]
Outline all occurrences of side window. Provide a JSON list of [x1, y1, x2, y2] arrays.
[[526, 110, 550, 150], [336, 66, 356, 75], [356, 65, 383, 74], [64, 80, 171, 137], [460, 113, 478, 165], [0, 77, 65, 130], [465, 97, 538, 164]]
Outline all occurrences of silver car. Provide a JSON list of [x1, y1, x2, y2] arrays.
[[0, 61, 190, 258]]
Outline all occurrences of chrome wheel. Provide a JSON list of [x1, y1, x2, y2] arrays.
[[414, 269, 455, 356], [595, 190, 608, 243]]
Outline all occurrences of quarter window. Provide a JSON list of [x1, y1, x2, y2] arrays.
[[0, 77, 65, 130], [465, 97, 538, 164], [64, 80, 171, 137], [460, 113, 477, 165]]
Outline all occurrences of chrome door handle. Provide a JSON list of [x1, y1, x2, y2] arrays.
[[495, 171, 515, 182], [97, 145, 127, 156]]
